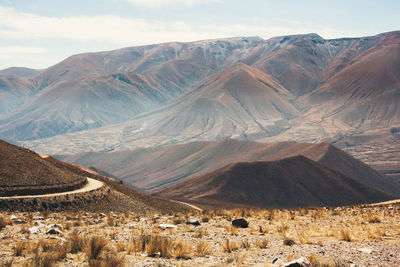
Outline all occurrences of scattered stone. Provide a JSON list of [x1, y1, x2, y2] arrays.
[[272, 258, 284, 266], [10, 215, 18, 220], [99, 213, 106, 218], [232, 218, 248, 228], [358, 248, 372, 254], [158, 223, 178, 230], [283, 257, 311, 267], [32, 216, 44, 220], [187, 219, 201, 226], [15, 219, 27, 224], [28, 226, 39, 234], [46, 228, 62, 235]]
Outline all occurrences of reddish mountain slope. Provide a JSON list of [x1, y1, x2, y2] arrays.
[[61, 139, 400, 196], [155, 156, 393, 208]]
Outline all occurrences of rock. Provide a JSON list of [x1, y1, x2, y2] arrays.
[[28, 226, 40, 234], [15, 219, 27, 224], [187, 219, 201, 226], [158, 223, 178, 230], [283, 257, 311, 267], [232, 218, 248, 228], [272, 258, 284, 266], [358, 248, 372, 254], [46, 228, 62, 235]]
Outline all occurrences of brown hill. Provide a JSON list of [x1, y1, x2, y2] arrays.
[[155, 156, 393, 208], [0, 139, 86, 196], [0, 139, 190, 212], [61, 139, 400, 196]]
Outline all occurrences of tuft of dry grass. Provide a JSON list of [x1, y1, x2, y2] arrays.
[[240, 239, 251, 249], [173, 240, 192, 259], [69, 230, 87, 254], [256, 238, 269, 249], [195, 239, 210, 256], [339, 229, 353, 242], [222, 239, 238, 253], [86, 236, 108, 260], [0, 215, 7, 230], [145, 235, 174, 258], [308, 254, 344, 267], [14, 241, 28, 256], [89, 253, 125, 267]]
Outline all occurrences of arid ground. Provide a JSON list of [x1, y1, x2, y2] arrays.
[[1, 203, 399, 266]]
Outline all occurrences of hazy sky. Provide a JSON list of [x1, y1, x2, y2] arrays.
[[1, 0, 399, 69]]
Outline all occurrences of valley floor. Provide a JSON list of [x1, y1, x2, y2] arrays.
[[0, 204, 399, 266]]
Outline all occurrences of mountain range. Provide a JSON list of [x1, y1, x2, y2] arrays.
[[1, 31, 399, 177]]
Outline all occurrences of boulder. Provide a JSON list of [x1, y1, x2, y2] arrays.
[[46, 228, 62, 235], [28, 226, 39, 234], [187, 219, 201, 226], [283, 257, 311, 267], [232, 218, 248, 228], [158, 223, 178, 230]]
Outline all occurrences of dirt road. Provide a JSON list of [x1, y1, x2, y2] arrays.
[[0, 178, 103, 200]]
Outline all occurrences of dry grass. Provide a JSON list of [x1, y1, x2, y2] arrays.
[[195, 239, 210, 256], [14, 241, 28, 256], [256, 238, 269, 249], [0, 205, 399, 266], [339, 229, 353, 242], [86, 236, 108, 260], [221, 239, 238, 253], [89, 253, 125, 267], [308, 254, 344, 267], [146, 235, 174, 258], [68, 230, 87, 253], [173, 240, 192, 259], [0, 215, 7, 230]]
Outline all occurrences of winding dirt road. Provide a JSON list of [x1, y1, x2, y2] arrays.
[[0, 178, 103, 200], [371, 198, 400, 206]]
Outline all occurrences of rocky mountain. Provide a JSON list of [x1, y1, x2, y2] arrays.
[[155, 156, 393, 208], [0, 76, 38, 114], [60, 139, 400, 196], [6, 31, 397, 167], [0, 37, 264, 140], [0, 67, 40, 78]]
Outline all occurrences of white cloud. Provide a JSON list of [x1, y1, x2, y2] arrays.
[[0, 6, 353, 45], [0, 6, 356, 68], [121, 0, 219, 8]]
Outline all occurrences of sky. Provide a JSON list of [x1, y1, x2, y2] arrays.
[[0, 0, 399, 69]]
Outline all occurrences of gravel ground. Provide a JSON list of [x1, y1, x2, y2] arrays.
[[0, 204, 399, 266]]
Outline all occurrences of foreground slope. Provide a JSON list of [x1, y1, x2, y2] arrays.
[[61, 139, 400, 196], [0, 139, 189, 212], [155, 156, 393, 208], [0, 139, 86, 196]]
